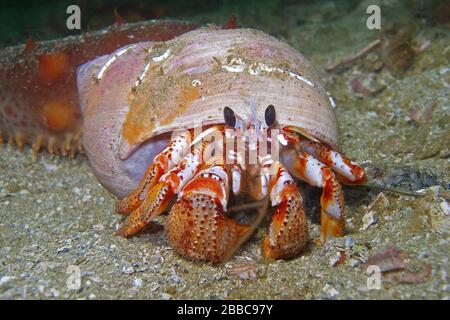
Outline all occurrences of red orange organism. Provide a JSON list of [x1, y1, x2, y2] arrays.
[[0, 19, 198, 157]]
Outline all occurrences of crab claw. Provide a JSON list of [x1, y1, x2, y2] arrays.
[[166, 161, 250, 263], [262, 162, 308, 260]]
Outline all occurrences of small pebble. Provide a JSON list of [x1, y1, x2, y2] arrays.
[[0, 276, 15, 286], [72, 187, 82, 195], [322, 284, 339, 299], [122, 266, 135, 275], [42, 162, 58, 172], [19, 189, 30, 196], [149, 282, 160, 292], [361, 211, 378, 230], [329, 252, 343, 267], [161, 293, 172, 300], [49, 288, 60, 297], [349, 258, 362, 267], [227, 262, 257, 280], [345, 237, 354, 250], [93, 224, 104, 231], [133, 278, 143, 289], [440, 200, 449, 216]]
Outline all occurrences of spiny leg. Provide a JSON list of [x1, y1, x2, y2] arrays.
[[116, 132, 191, 214], [262, 162, 308, 260], [116, 141, 208, 237], [282, 149, 345, 244], [293, 139, 366, 185], [166, 158, 251, 263], [281, 128, 367, 185], [280, 128, 367, 243]]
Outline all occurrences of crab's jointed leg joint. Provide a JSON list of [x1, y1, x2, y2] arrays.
[[293, 139, 367, 185], [280, 128, 367, 244], [115, 136, 208, 237], [116, 132, 192, 215], [282, 148, 345, 244]]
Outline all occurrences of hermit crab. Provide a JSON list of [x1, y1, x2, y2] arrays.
[[77, 28, 367, 262]]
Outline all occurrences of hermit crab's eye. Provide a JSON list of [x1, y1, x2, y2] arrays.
[[223, 106, 236, 127], [264, 104, 276, 127]]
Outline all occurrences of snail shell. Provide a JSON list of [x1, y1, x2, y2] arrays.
[[77, 28, 338, 198]]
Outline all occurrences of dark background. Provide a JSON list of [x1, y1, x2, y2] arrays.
[[0, 0, 447, 47], [0, 0, 272, 46]]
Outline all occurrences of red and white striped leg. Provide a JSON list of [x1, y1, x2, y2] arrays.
[[166, 159, 250, 263], [294, 139, 366, 185], [115, 141, 207, 237], [262, 162, 308, 260], [116, 132, 191, 214], [281, 149, 345, 244]]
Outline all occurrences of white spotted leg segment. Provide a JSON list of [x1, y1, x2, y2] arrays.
[[294, 139, 367, 185], [281, 148, 345, 244], [116, 139, 208, 237], [280, 128, 366, 244], [116, 132, 191, 214]]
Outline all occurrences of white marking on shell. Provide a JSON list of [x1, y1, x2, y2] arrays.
[[134, 48, 172, 87], [191, 79, 202, 87], [287, 70, 315, 87], [326, 91, 337, 109], [206, 166, 228, 184], [135, 61, 152, 87], [247, 61, 315, 88], [221, 57, 246, 73], [152, 48, 171, 62], [96, 44, 136, 81]]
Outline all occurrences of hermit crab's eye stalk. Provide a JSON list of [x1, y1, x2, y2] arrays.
[[224, 106, 237, 128], [264, 104, 276, 127]]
